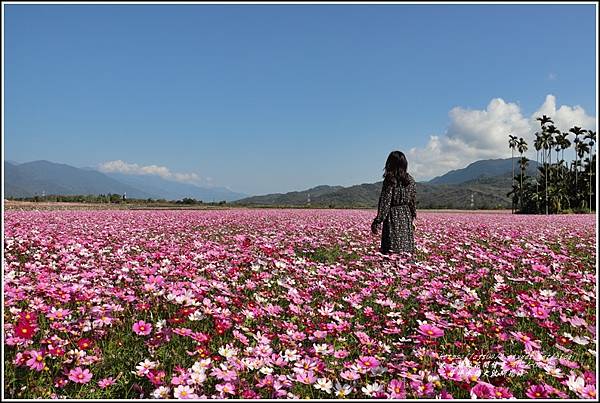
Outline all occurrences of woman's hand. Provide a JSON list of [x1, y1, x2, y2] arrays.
[[371, 220, 379, 234], [412, 220, 417, 231]]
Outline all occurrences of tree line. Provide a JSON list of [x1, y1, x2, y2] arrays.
[[7, 194, 228, 205], [508, 115, 596, 214]]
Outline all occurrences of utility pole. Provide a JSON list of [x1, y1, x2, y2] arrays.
[[470, 193, 474, 210]]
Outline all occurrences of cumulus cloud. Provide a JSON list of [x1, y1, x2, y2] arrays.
[[408, 95, 596, 181], [98, 160, 201, 184]]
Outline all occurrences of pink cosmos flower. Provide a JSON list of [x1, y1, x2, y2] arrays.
[[68, 367, 93, 384], [357, 356, 380, 370], [132, 320, 152, 336], [174, 385, 197, 399], [171, 373, 190, 386], [417, 323, 444, 338], [499, 354, 530, 376], [216, 382, 236, 395], [526, 384, 548, 399], [295, 370, 317, 385], [438, 363, 461, 381], [438, 389, 454, 399], [334, 349, 349, 359], [98, 377, 115, 388], [470, 382, 495, 399], [411, 380, 434, 397], [25, 350, 45, 371], [511, 331, 541, 352], [340, 370, 361, 381], [581, 384, 597, 399], [387, 379, 406, 399], [531, 306, 549, 319], [492, 386, 513, 399], [46, 307, 71, 321], [54, 378, 69, 388]]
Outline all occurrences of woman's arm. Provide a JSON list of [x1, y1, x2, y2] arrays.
[[408, 178, 417, 220], [372, 179, 393, 231]]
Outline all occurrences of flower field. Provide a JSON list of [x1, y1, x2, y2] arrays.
[[3, 209, 597, 399]]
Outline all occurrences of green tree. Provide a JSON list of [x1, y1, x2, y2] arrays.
[[508, 134, 518, 213]]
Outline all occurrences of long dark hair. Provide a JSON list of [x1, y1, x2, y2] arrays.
[[383, 151, 410, 187]]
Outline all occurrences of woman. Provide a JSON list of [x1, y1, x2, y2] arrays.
[[371, 151, 417, 254]]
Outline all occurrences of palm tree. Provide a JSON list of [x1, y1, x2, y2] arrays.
[[533, 133, 543, 213], [540, 127, 555, 215], [536, 115, 553, 127], [559, 132, 571, 166], [584, 130, 596, 212], [535, 115, 553, 214], [575, 139, 591, 209], [508, 134, 518, 213], [517, 138, 528, 212], [553, 132, 571, 187], [570, 126, 586, 189]]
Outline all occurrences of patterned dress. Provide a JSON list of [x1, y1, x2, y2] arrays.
[[372, 174, 417, 254]]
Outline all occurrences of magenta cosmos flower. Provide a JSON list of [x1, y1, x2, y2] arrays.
[[357, 356, 381, 370], [98, 377, 116, 388], [68, 367, 93, 384], [132, 320, 152, 336], [525, 384, 548, 399], [417, 323, 444, 338]]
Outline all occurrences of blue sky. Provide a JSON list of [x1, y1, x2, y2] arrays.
[[4, 3, 597, 195]]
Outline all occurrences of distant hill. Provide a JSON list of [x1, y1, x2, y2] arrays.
[[3, 160, 248, 201], [236, 185, 345, 206], [104, 172, 248, 202], [4, 161, 156, 199], [4, 158, 532, 208], [234, 158, 527, 209], [428, 158, 539, 185]]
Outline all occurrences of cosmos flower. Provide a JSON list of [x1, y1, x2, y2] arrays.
[[98, 377, 116, 388], [68, 367, 93, 384], [173, 385, 197, 399], [15, 322, 35, 340], [417, 323, 444, 338], [25, 350, 45, 371], [525, 384, 548, 399], [132, 320, 152, 336]]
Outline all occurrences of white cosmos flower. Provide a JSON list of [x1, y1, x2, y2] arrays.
[[188, 311, 204, 321], [155, 319, 167, 331], [313, 344, 329, 354], [572, 336, 590, 345], [565, 372, 586, 394], [188, 371, 206, 385], [152, 386, 170, 399], [361, 382, 383, 397], [218, 344, 237, 358], [334, 382, 353, 398], [259, 366, 274, 375], [314, 378, 333, 394], [283, 349, 300, 362], [539, 289, 556, 298]]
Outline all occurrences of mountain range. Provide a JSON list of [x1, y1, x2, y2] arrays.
[[233, 158, 539, 209], [3, 158, 538, 208], [3, 161, 248, 202]]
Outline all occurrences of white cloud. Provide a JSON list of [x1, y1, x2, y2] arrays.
[[98, 160, 202, 184], [408, 95, 596, 181], [533, 94, 596, 133]]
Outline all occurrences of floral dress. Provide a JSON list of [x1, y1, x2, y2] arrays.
[[372, 175, 417, 254]]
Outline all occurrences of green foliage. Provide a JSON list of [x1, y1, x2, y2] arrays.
[[295, 244, 360, 263], [509, 118, 596, 214]]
